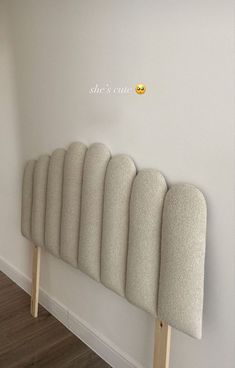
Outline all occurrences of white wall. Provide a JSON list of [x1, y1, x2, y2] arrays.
[[1, 1, 234, 367], [0, 2, 32, 277]]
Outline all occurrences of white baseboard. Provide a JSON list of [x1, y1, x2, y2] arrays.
[[0, 255, 143, 368]]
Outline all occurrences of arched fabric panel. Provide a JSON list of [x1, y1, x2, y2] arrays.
[[60, 142, 87, 267], [21, 160, 35, 240], [78, 143, 111, 281], [45, 148, 65, 257], [21, 142, 207, 339], [158, 184, 207, 339], [126, 169, 167, 316], [32, 155, 50, 248], [101, 155, 136, 296]]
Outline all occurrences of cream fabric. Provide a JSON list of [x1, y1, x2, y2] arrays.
[[126, 170, 167, 315], [32, 155, 50, 247], [45, 148, 65, 257], [79, 143, 111, 281], [21, 160, 35, 240], [158, 184, 207, 338], [101, 155, 136, 296], [21, 142, 207, 339], [60, 142, 87, 266]]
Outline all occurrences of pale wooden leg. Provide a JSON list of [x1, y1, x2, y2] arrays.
[[30, 245, 41, 318], [153, 319, 171, 368]]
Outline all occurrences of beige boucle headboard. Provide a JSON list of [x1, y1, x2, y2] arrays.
[[21, 142, 207, 340]]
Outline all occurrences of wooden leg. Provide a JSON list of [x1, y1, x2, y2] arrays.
[[153, 319, 171, 368], [30, 245, 41, 318]]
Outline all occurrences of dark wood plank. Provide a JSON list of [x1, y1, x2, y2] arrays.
[[0, 271, 111, 368]]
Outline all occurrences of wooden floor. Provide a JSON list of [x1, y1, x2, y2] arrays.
[[0, 271, 111, 368]]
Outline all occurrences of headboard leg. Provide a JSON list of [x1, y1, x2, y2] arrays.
[[30, 245, 41, 318], [153, 319, 171, 368]]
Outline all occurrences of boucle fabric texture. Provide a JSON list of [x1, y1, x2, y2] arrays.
[[32, 155, 50, 248], [101, 154, 136, 296], [79, 143, 111, 281], [158, 184, 207, 339], [21, 159, 35, 240], [45, 148, 65, 257], [60, 142, 87, 266], [126, 169, 167, 316], [21, 142, 207, 339]]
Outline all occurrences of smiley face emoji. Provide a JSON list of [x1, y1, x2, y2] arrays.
[[135, 84, 146, 95]]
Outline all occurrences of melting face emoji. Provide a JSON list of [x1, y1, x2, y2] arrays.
[[135, 84, 146, 95]]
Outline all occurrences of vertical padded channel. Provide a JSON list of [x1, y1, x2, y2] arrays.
[[21, 160, 35, 240], [60, 142, 87, 267], [101, 155, 136, 296], [31, 155, 50, 247], [126, 170, 167, 315], [45, 148, 65, 257], [158, 184, 207, 338], [79, 143, 111, 281]]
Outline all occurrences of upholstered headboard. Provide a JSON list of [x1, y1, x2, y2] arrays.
[[21, 142, 207, 345]]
